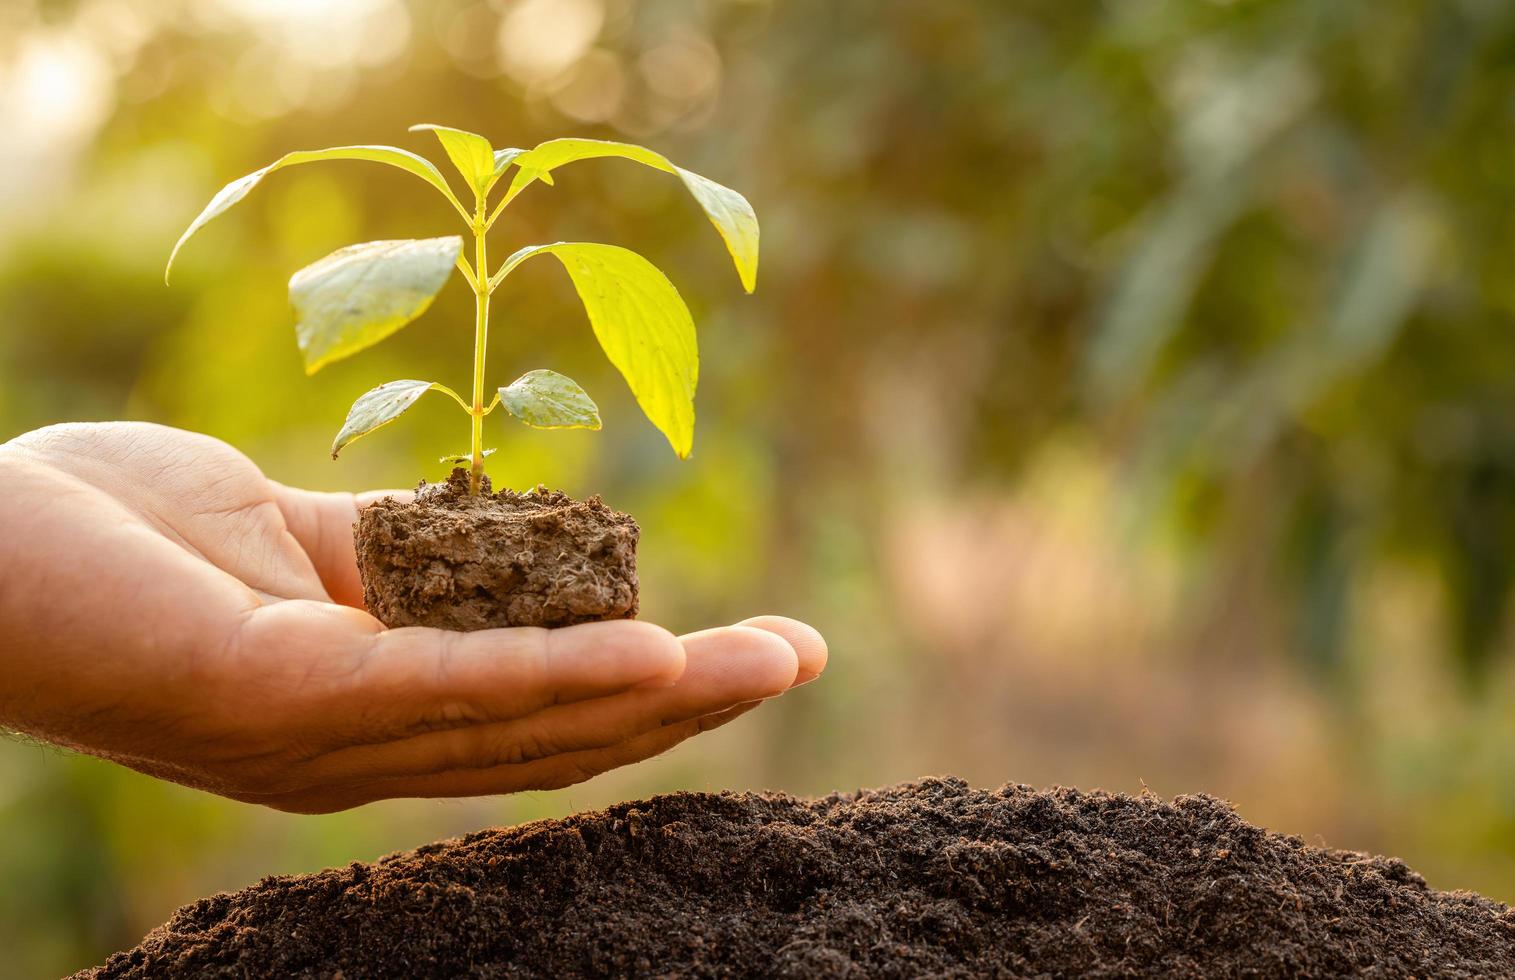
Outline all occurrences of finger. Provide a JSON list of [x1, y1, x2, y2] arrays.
[[268, 484, 411, 609], [295, 624, 795, 785], [267, 485, 363, 607], [362, 619, 691, 732], [230, 603, 686, 748], [355, 488, 414, 509], [270, 693, 770, 813], [736, 616, 828, 685]]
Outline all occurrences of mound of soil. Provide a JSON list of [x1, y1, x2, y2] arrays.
[[83, 778, 1514, 978], [355, 468, 638, 631]]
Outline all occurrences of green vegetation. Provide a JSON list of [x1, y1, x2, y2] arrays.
[[167, 127, 759, 493]]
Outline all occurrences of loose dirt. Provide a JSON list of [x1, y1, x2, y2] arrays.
[[82, 778, 1515, 978], [354, 468, 638, 631]]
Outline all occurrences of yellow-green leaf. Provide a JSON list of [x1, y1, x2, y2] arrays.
[[290, 237, 462, 374], [441, 448, 496, 464], [491, 147, 527, 185], [165, 146, 464, 283], [410, 124, 495, 196], [495, 242, 698, 457], [508, 138, 759, 292], [499, 369, 602, 430], [332, 380, 444, 458]]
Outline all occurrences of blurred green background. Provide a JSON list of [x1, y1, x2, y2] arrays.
[[4, 0, 1515, 973]]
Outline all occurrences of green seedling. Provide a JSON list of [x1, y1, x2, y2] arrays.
[[166, 127, 758, 494]]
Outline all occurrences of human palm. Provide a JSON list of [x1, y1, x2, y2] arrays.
[[0, 422, 824, 812]]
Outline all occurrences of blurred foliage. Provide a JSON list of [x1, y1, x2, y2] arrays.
[[4, 0, 1515, 975]]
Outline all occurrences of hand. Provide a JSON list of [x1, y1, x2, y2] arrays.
[[0, 422, 824, 813]]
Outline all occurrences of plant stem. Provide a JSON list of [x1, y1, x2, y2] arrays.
[[468, 197, 490, 495]]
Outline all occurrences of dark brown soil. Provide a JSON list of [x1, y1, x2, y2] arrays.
[[82, 778, 1515, 978], [355, 468, 638, 631]]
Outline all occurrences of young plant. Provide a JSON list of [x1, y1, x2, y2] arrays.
[[166, 126, 758, 494]]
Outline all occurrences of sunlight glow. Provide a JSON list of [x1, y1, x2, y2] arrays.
[[498, 0, 605, 86], [210, 0, 410, 70], [8, 34, 112, 140]]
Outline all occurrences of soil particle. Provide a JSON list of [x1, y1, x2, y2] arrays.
[[82, 778, 1515, 978], [354, 468, 638, 631]]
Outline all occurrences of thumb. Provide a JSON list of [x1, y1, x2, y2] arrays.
[[270, 484, 411, 610]]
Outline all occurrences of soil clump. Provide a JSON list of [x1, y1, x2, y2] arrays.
[[355, 468, 638, 631]]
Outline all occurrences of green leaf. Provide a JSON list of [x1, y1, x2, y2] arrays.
[[441, 448, 496, 464], [499, 369, 602, 430], [507, 138, 759, 292], [165, 146, 464, 283], [495, 242, 697, 457], [492, 147, 527, 182], [410, 124, 495, 196], [289, 237, 462, 373], [332, 380, 444, 458]]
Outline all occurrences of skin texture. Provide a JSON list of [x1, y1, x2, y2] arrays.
[[0, 422, 826, 814]]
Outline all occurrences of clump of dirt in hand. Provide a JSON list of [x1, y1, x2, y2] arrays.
[[83, 778, 1515, 978], [354, 467, 638, 631]]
